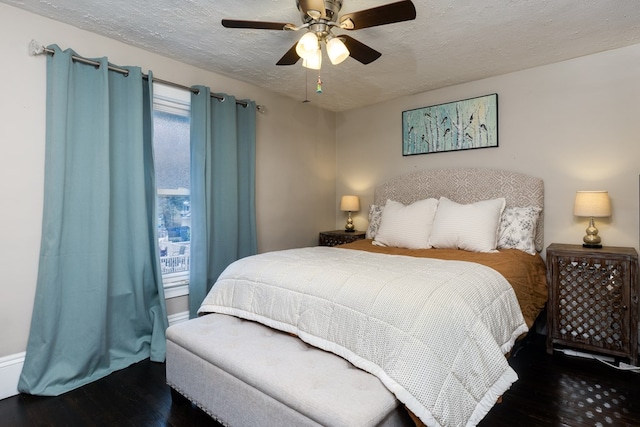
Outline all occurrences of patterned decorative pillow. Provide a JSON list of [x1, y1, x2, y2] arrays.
[[366, 204, 384, 239], [497, 206, 542, 255]]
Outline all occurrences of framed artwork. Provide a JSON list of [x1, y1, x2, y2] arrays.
[[402, 93, 498, 156]]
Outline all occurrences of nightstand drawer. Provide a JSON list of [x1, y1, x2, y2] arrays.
[[319, 230, 366, 247]]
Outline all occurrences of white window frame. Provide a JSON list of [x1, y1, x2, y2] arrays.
[[153, 83, 191, 298]]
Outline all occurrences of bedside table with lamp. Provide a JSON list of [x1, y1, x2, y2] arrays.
[[546, 190, 639, 365], [318, 195, 366, 246]]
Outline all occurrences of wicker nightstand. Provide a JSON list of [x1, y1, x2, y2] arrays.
[[319, 230, 366, 247], [546, 243, 638, 365]]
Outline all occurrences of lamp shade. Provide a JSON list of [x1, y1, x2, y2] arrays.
[[296, 31, 319, 60], [573, 191, 611, 217], [340, 195, 360, 212], [326, 37, 350, 65]]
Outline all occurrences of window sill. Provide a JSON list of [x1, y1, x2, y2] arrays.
[[164, 277, 189, 299]]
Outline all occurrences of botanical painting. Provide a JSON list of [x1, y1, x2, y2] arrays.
[[402, 94, 498, 156]]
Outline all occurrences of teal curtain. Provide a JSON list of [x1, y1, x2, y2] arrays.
[[189, 86, 257, 317], [18, 46, 168, 396]]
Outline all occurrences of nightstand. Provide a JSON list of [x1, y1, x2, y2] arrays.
[[546, 243, 638, 365], [319, 230, 366, 247]]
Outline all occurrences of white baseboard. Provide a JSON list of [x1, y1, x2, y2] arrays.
[[0, 312, 189, 401], [0, 352, 25, 400]]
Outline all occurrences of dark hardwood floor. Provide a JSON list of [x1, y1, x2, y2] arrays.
[[1, 333, 638, 426], [480, 333, 640, 426]]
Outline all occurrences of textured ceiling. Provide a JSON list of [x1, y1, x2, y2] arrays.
[[5, 0, 640, 112]]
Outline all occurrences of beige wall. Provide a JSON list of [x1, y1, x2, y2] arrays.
[[336, 44, 640, 254], [0, 4, 337, 357]]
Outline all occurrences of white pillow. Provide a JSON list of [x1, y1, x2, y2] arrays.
[[366, 204, 384, 239], [373, 198, 439, 249], [497, 206, 542, 255], [430, 197, 506, 252]]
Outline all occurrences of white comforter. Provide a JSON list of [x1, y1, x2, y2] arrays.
[[199, 247, 528, 427]]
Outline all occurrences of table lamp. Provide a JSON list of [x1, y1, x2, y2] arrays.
[[340, 195, 360, 232], [573, 191, 611, 248]]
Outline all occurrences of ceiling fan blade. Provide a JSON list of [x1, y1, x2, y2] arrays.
[[339, 1, 416, 30], [298, 0, 327, 19], [341, 35, 381, 64], [222, 19, 292, 31], [276, 43, 301, 66]]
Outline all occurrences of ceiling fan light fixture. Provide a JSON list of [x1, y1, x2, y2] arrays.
[[296, 31, 320, 60], [223, 1, 418, 67], [326, 37, 350, 65], [302, 48, 322, 70]]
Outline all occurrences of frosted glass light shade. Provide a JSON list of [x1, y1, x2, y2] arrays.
[[296, 32, 320, 60], [573, 191, 611, 217], [302, 49, 322, 70], [326, 37, 350, 65]]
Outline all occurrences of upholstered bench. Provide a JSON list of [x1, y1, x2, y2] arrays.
[[166, 313, 414, 427]]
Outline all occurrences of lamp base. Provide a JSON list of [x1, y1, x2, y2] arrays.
[[344, 211, 355, 233], [582, 243, 603, 249]]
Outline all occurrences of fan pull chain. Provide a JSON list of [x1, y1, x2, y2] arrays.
[[303, 67, 310, 103], [316, 75, 322, 94]]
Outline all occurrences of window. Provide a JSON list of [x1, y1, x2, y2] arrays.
[[153, 83, 191, 297]]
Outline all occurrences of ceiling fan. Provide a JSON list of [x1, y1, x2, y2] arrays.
[[221, 0, 417, 69]]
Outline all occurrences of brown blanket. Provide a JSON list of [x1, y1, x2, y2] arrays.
[[340, 239, 548, 328]]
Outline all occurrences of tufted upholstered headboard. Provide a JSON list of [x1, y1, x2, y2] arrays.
[[373, 168, 544, 252]]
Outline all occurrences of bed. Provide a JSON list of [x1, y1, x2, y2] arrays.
[[166, 167, 548, 427]]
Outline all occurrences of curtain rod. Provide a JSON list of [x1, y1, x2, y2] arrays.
[[31, 41, 265, 113]]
